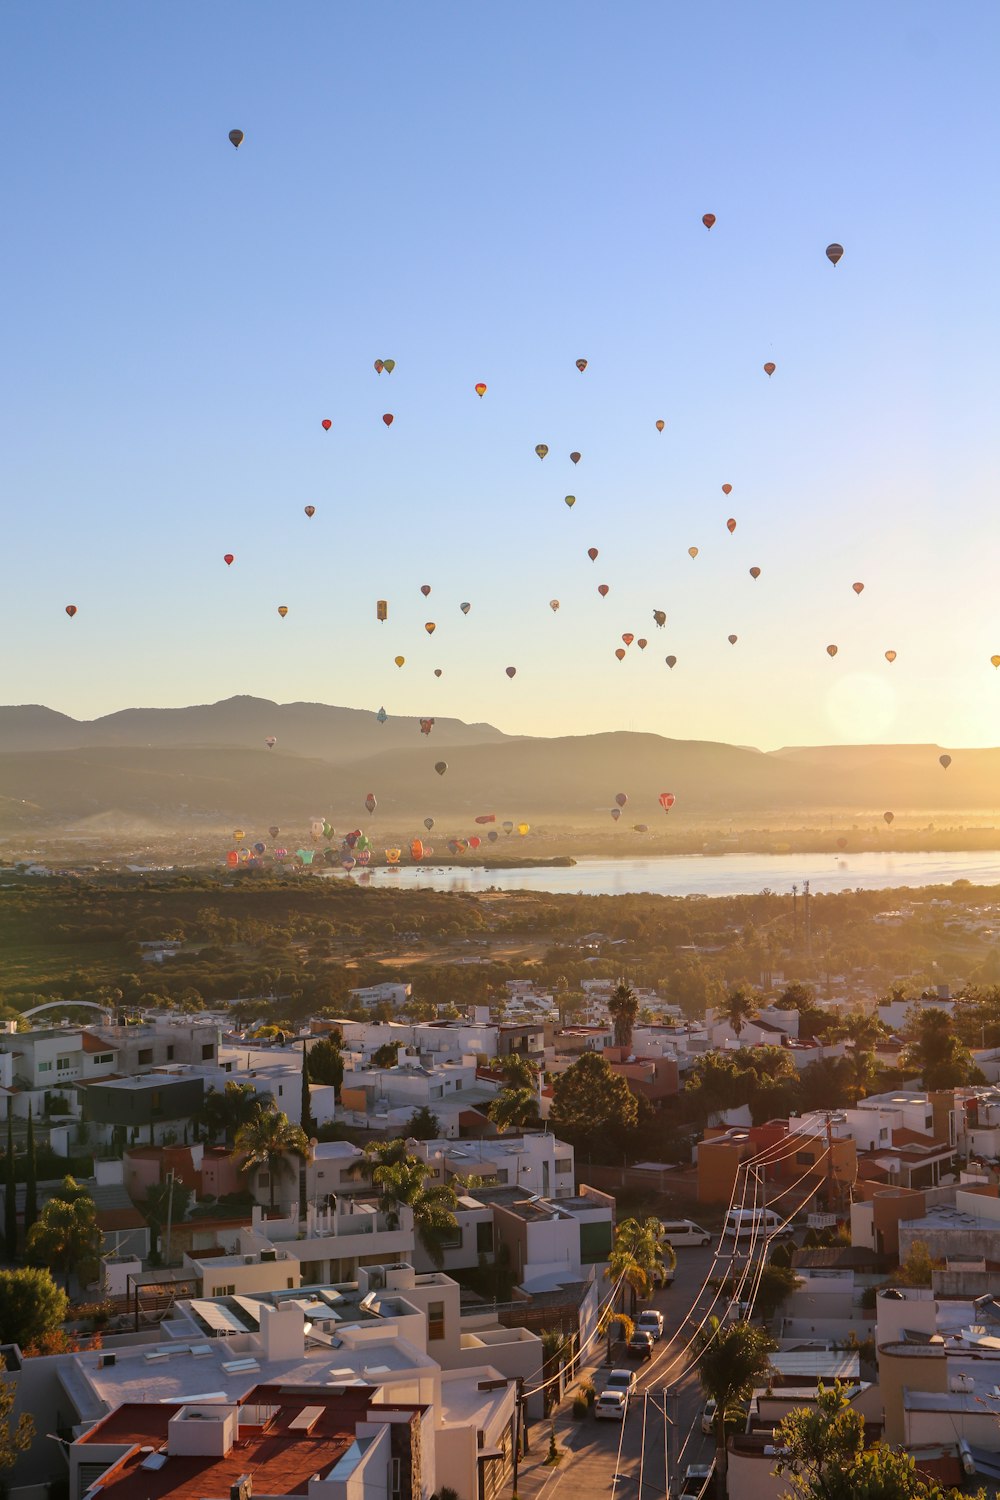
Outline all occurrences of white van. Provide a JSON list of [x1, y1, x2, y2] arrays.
[[723, 1208, 792, 1241], [659, 1219, 711, 1248]]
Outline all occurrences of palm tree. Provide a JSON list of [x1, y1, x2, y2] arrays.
[[608, 980, 639, 1051], [697, 1317, 776, 1497], [26, 1177, 102, 1289], [489, 1087, 540, 1134], [724, 986, 759, 1038], [365, 1156, 460, 1268], [500, 1054, 538, 1089], [200, 1081, 269, 1146], [608, 1218, 675, 1313], [233, 1109, 309, 1212]]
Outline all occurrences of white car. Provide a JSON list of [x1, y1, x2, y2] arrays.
[[605, 1368, 638, 1398], [594, 1391, 628, 1421], [700, 1399, 717, 1435], [637, 1309, 665, 1341], [680, 1463, 715, 1500]]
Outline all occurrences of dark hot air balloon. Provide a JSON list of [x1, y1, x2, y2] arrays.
[[827, 644, 838, 657], [576, 359, 588, 372], [420, 718, 434, 735], [665, 655, 677, 668], [702, 213, 716, 229], [435, 761, 448, 776], [229, 129, 244, 148], [884, 811, 894, 825], [382, 413, 394, 427], [506, 666, 517, 678], [304, 505, 315, 517], [570, 451, 581, 464], [597, 584, 609, 597], [763, 363, 776, 376], [65, 604, 77, 617], [939, 754, 952, 769], [826, 243, 844, 266], [421, 584, 431, 597], [587, 547, 599, 561]]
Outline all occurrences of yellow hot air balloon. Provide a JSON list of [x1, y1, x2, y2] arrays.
[[992, 656, 1000, 669], [425, 622, 436, 634], [233, 828, 245, 843], [277, 605, 288, 617], [394, 655, 405, 667], [535, 444, 549, 460], [382, 359, 396, 373], [475, 382, 487, 397], [517, 823, 530, 836]]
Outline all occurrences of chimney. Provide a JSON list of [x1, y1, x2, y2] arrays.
[[258, 1302, 305, 1361]]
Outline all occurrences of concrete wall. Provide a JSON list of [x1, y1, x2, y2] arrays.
[[877, 1344, 948, 1445]]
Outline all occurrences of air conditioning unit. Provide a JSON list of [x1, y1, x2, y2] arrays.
[[244, 1255, 255, 1266]]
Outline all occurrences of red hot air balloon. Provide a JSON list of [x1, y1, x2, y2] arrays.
[[475, 382, 487, 397], [598, 584, 609, 597], [420, 718, 435, 735], [224, 554, 234, 565], [702, 213, 716, 229], [576, 358, 588, 372], [622, 633, 634, 646], [852, 582, 864, 595], [304, 505, 315, 517], [722, 483, 732, 495], [726, 518, 737, 534], [615, 648, 626, 661], [587, 547, 599, 561], [374, 359, 384, 374], [469, 836, 481, 850], [763, 363, 776, 377], [749, 567, 761, 579], [382, 413, 394, 427], [475, 814, 496, 824], [365, 793, 377, 815], [321, 419, 332, 430], [65, 604, 77, 617], [659, 792, 675, 812]]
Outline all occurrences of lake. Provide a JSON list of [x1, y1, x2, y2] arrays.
[[331, 849, 1000, 898]]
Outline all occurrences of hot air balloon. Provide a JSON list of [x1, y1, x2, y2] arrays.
[[853, 582, 864, 595], [653, 610, 666, 627], [702, 213, 716, 229], [365, 793, 377, 815], [884, 811, 894, 825], [576, 358, 588, 372], [570, 451, 581, 464], [655, 420, 665, 432], [434, 668, 443, 677], [615, 792, 628, 808], [763, 363, 776, 376], [597, 584, 609, 597], [233, 829, 245, 844], [749, 567, 761, 579], [310, 819, 325, 839], [65, 604, 77, 617], [410, 839, 424, 861], [659, 792, 675, 812], [885, 650, 896, 663], [342, 856, 356, 871], [611, 807, 621, 822], [517, 823, 530, 836], [424, 622, 436, 634], [447, 840, 460, 856], [376, 707, 388, 723], [224, 554, 234, 566], [622, 633, 634, 646], [836, 837, 848, 849], [226, 850, 239, 868], [469, 836, 481, 850], [633, 823, 649, 833], [939, 754, 952, 769], [587, 547, 599, 562], [420, 584, 431, 597], [435, 761, 448, 776], [826, 243, 844, 266], [475, 382, 487, 397], [826, 644, 838, 657], [506, 666, 517, 678], [564, 495, 576, 508], [374, 359, 384, 374], [321, 419, 332, 430], [278, 605, 288, 617], [345, 830, 361, 849], [275, 847, 287, 860], [665, 655, 677, 668], [229, 129, 244, 148], [420, 718, 434, 735], [424, 817, 434, 831], [394, 656, 405, 667], [615, 648, 626, 661], [503, 821, 514, 834], [637, 638, 647, 650], [993, 656, 1000, 669], [726, 518, 736, 534], [688, 547, 699, 559], [382, 359, 395, 373], [265, 736, 276, 749], [460, 602, 471, 615], [487, 830, 499, 842], [253, 841, 266, 856], [269, 825, 280, 838], [377, 600, 388, 622], [475, 814, 496, 824], [382, 413, 394, 427], [728, 634, 738, 645], [550, 599, 560, 612], [722, 484, 732, 496], [535, 444, 549, 460], [304, 505, 315, 517]]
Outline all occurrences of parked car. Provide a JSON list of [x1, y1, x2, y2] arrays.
[[637, 1309, 665, 1341], [653, 1261, 676, 1286], [680, 1462, 715, 1500], [594, 1391, 628, 1421], [700, 1399, 717, 1435], [627, 1329, 654, 1361], [659, 1219, 712, 1248], [605, 1368, 638, 1398]]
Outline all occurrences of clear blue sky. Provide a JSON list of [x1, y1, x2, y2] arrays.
[[2, 1, 998, 749]]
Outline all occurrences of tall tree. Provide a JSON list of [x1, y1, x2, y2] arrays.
[[724, 985, 759, 1038], [26, 1178, 102, 1290], [300, 1045, 317, 1142], [199, 1082, 269, 1146], [0, 1354, 35, 1489], [697, 1318, 776, 1497], [901, 1007, 978, 1090], [233, 1109, 309, 1213], [0, 1268, 69, 1351], [488, 1087, 540, 1134], [143, 1178, 193, 1260], [405, 1106, 441, 1140], [609, 979, 639, 1050], [550, 1053, 638, 1156], [4, 1115, 15, 1260], [608, 1217, 675, 1314], [23, 1107, 37, 1233], [307, 1037, 344, 1091], [351, 1141, 459, 1267], [499, 1053, 538, 1090]]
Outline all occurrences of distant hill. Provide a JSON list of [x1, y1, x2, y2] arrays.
[[0, 700, 999, 836]]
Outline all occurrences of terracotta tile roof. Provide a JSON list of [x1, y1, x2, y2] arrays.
[[81, 1032, 117, 1054], [95, 1207, 147, 1231]]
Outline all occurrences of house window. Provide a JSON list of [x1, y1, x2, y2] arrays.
[[390, 1458, 402, 1500], [38, 1061, 52, 1073], [166, 1045, 174, 1061], [795, 1152, 814, 1166], [213, 1284, 236, 1296], [477, 1222, 493, 1253], [287, 1278, 294, 1289], [138, 1049, 153, 1066], [428, 1300, 445, 1341], [57, 1056, 72, 1071], [94, 1053, 114, 1065], [495, 1169, 509, 1185], [555, 1159, 572, 1175], [925, 1115, 933, 1129], [430, 1085, 443, 1099], [202, 1044, 215, 1061], [278, 1085, 283, 1097], [151, 1092, 162, 1110]]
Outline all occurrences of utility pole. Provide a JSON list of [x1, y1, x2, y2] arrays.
[[163, 1170, 176, 1268], [792, 885, 798, 944], [804, 881, 812, 963]]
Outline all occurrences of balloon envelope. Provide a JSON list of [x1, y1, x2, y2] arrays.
[[377, 599, 388, 621], [688, 547, 698, 558], [382, 359, 395, 373], [728, 634, 738, 644], [535, 444, 548, 460], [615, 648, 626, 661], [475, 382, 487, 397], [277, 605, 288, 617], [394, 656, 405, 667], [224, 554, 234, 565], [269, 825, 280, 838], [611, 807, 621, 822], [421, 584, 431, 597], [506, 666, 517, 678], [665, 655, 677, 668], [749, 566, 761, 579], [365, 793, 377, 814], [435, 761, 448, 776], [420, 718, 434, 735], [382, 413, 394, 426], [475, 814, 496, 824], [570, 451, 581, 464], [587, 547, 598, 561], [826, 242, 844, 266], [460, 602, 471, 614], [517, 823, 530, 835], [615, 793, 628, 808], [374, 359, 384, 374], [939, 754, 952, 769], [376, 707, 388, 723], [826, 644, 838, 657], [726, 518, 736, 534], [655, 420, 665, 432], [410, 840, 424, 861], [702, 213, 716, 229], [576, 358, 588, 372], [65, 604, 77, 617], [597, 584, 609, 597], [884, 811, 894, 825], [265, 736, 276, 749], [764, 363, 776, 376], [550, 599, 560, 612], [564, 495, 576, 508], [622, 634, 634, 646], [885, 650, 896, 663], [229, 129, 244, 148], [653, 610, 666, 627], [424, 622, 436, 634], [659, 792, 675, 812], [321, 419, 332, 430], [226, 850, 239, 868]]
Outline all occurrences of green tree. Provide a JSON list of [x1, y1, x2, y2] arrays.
[[352, 1143, 459, 1267], [488, 1087, 540, 1134], [233, 1109, 309, 1213], [4, 1115, 15, 1259], [724, 985, 760, 1038], [26, 1177, 102, 1289], [609, 1217, 675, 1313], [307, 1037, 344, 1091], [697, 1317, 776, 1497], [0, 1353, 35, 1486], [371, 1042, 400, 1068], [895, 1239, 941, 1287], [499, 1053, 538, 1089], [901, 1007, 978, 1090], [0, 1267, 69, 1351], [23, 1106, 37, 1232], [608, 979, 639, 1050], [199, 1082, 269, 1146], [550, 1053, 638, 1156], [405, 1106, 441, 1141], [143, 1178, 193, 1260]]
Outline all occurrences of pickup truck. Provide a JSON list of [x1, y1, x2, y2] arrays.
[[679, 1462, 715, 1500]]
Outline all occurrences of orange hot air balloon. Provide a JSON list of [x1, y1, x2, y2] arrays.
[[304, 505, 315, 517], [570, 451, 581, 464], [826, 243, 844, 266], [728, 634, 738, 645], [535, 444, 549, 460], [749, 566, 761, 579], [506, 666, 517, 679], [884, 811, 894, 826], [277, 605, 288, 618], [420, 584, 431, 596], [374, 359, 384, 374], [224, 553, 234, 566], [475, 382, 487, 397], [410, 839, 424, 861], [564, 495, 576, 508], [688, 547, 699, 558], [382, 413, 394, 427], [549, 599, 560, 612], [726, 518, 736, 534], [659, 792, 675, 812], [229, 129, 244, 149], [852, 582, 864, 595], [622, 633, 634, 646], [992, 656, 1000, 669], [382, 359, 395, 373], [722, 483, 732, 495], [665, 655, 677, 668], [65, 604, 77, 617], [424, 622, 436, 634], [702, 213, 716, 229], [885, 650, 896, 662], [226, 850, 239, 868], [826, 644, 838, 657], [655, 420, 665, 432], [576, 358, 588, 372], [321, 418, 332, 430], [598, 584, 610, 597], [615, 648, 626, 661], [764, 362, 776, 377], [394, 655, 405, 667], [637, 638, 647, 650], [377, 599, 388, 621], [587, 547, 599, 561]]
